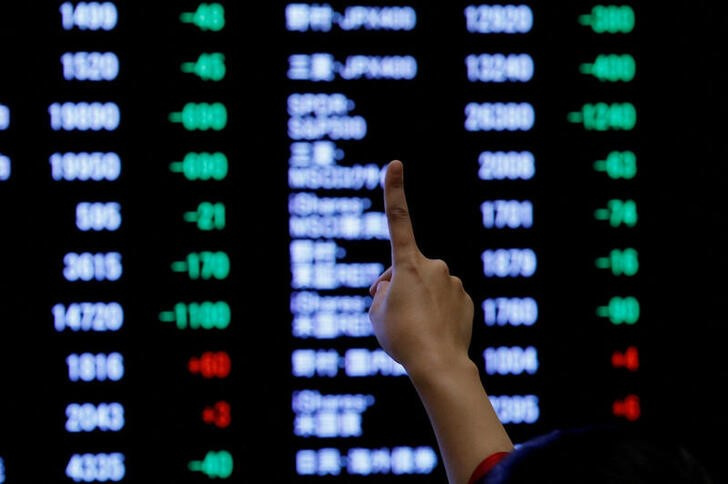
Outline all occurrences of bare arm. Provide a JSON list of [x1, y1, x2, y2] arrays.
[[369, 160, 514, 484]]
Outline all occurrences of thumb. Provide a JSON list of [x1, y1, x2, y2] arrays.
[[369, 279, 391, 314], [369, 266, 393, 296], [374, 279, 390, 295]]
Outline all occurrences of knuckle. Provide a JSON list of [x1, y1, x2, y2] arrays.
[[431, 259, 450, 274], [387, 205, 410, 220]]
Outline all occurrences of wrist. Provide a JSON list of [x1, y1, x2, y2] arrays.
[[403, 351, 513, 484], [405, 352, 480, 390]]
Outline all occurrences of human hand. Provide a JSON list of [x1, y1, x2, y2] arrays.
[[368, 160, 475, 377]]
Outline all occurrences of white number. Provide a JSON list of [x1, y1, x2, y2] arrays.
[[65, 453, 125, 482], [67, 352, 124, 382], [76, 202, 121, 231], [49, 102, 120, 131], [63, 252, 123, 282], [466, 53, 534, 82], [484, 346, 539, 375], [465, 102, 534, 131], [481, 200, 533, 229], [482, 249, 537, 277], [61, 52, 119, 81], [489, 395, 540, 424], [60, 2, 118, 31], [66, 402, 124, 432], [478, 151, 534, 180], [50, 152, 121, 181], [53, 302, 124, 332], [465, 5, 533, 33], [483, 297, 538, 326]]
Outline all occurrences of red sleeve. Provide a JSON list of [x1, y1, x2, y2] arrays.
[[467, 451, 511, 484]]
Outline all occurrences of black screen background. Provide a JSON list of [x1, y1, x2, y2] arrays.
[[0, 2, 727, 483]]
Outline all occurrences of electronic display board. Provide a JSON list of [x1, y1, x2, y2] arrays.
[[0, 2, 726, 483]]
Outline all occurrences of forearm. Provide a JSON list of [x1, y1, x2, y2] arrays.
[[407, 356, 514, 484]]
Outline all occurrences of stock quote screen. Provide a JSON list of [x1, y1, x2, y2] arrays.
[[0, 2, 726, 483]]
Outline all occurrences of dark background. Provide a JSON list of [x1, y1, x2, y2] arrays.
[[0, 1, 727, 482]]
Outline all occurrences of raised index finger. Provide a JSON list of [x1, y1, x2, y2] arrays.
[[384, 160, 418, 264]]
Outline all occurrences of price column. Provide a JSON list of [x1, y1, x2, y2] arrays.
[[464, 3, 543, 444], [50, 2, 128, 482]]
